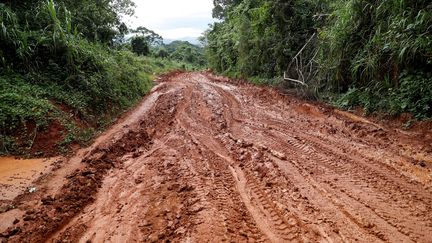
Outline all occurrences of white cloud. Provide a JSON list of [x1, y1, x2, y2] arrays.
[[159, 28, 205, 39], [126, 0, 214, 40]]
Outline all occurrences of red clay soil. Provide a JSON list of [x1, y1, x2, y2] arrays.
[[30, 120, 66, 156], [1, 72, 432, 242]]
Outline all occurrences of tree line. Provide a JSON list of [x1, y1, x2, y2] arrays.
[[203, 0, 432, 119]]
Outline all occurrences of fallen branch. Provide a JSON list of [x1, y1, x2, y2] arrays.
[[283, 72, 308, 87], [284, 32, 318, 87]]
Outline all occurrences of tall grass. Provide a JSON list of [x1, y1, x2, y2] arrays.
[[317, 0, 432, 119], [319, 0, 432, 89]]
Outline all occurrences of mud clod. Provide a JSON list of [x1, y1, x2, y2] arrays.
[[2, 72, 432, 243]]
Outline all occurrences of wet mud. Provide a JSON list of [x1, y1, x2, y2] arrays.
[[1, 72, 432, 242]]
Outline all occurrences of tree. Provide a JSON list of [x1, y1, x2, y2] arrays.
[[212, 0, 242, 19], [131, 36, 150, 56], [204, 0, 322, 77], [39, 0, 136, 44], [112, 22, 129, 46], [131, 26, 163, 46], [156, 48, 169, 59], [164, 41, 206, 66]]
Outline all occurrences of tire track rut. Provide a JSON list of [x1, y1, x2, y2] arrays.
[[2, 72, 431, 243]]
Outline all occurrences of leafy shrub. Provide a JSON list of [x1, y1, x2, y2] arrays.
[[390, 72, 432, 119], [131, 36, 150, 56], [0, 76, 53, 131], [334, 87, 387, 114], [334, 72, 432, 119]]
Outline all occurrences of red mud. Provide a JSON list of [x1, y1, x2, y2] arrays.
[[31, 120, 66, 157], [1, 72, 431, 242]]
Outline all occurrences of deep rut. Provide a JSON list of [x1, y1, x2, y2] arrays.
[[1, 72, 432, 243]]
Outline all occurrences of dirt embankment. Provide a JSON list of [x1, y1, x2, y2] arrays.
[[1, 72, 432, 242]]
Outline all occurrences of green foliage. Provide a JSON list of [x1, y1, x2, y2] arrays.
[[156, 48, 169, 59], [154, 41, 207, 67], [212, 0, 242, 19], [0, 76, 53, 130], [152, 40, 207, 70], [204, 0, 432, 119], [61, 0, 135, 44], [334, 86, 389, 115], [390, 72, 432, 119], [0, 49, 181, 154], [131, 26, 163, 46], [318, 0, 432, 90], [334, 72, 432, 119], [3, 0, 135, 44], [204, 0, 324, 78], [0, 0, 182, 155], [316, 0, 432, 119], [131, 36, 150, 56]]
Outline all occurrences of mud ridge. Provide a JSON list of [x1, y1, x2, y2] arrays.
[[1, 72, 431, 242]]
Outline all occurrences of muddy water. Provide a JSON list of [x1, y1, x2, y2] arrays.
[[0, 157, 50, 200]]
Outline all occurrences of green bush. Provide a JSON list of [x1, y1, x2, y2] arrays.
[[334, 87, 388, 114], [334, 72, 432, 119], [0, 1, 183, 155], [391, 72, 432, 119], [0, 76, 53, 130], [131, 36, 150, 56]]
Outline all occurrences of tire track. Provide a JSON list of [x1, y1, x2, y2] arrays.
[[3, 72, 431, 243]]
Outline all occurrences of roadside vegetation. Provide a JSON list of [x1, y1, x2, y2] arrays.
[[156, 41, 207, 68], [3, 0, 429, 156], [0, 0, 203, 155], [203, 0, 432, 120]]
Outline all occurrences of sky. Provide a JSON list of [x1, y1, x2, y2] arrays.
[[125, 0, 215, 41]]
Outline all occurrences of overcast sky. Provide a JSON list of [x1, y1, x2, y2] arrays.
[[125, 0, 215, 40]]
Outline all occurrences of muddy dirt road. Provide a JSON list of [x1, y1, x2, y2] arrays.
[[1, 72, 432, 242]]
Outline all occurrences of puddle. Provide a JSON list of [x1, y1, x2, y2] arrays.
[[0, 157, 52, 201]]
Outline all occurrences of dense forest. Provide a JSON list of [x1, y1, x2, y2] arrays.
[[0, 0, 203, 155], [156, 41, 207, 68], [203, 0, 432, 119]]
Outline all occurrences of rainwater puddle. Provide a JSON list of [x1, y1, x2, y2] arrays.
[[0, 157, 51, 200]]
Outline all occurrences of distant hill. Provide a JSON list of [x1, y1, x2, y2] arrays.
[[164, 37, 200, 46], [154, 40, 206, 67]]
